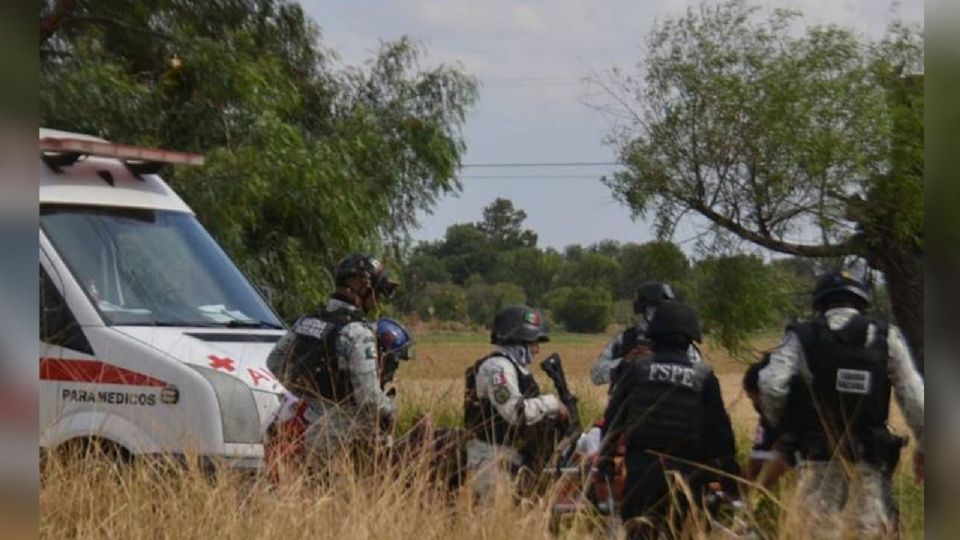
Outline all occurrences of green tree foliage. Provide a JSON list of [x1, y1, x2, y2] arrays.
[[424, 224, 496, 284], [543, 286, 573, 318], [486, 247, 561, 304], [555, 252, 622, 292], [478, 198, 538, 249], [39, 0, 478, 318], [691, 255, 793, 353], [617, 241, 690, 298], [465, 282, 526, 326], [552, 287, 613, 333], [413, 283, 467, 322], [595, 0, 924, 362]]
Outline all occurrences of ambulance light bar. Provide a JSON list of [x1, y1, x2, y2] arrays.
[[39, 137, 205, 175]]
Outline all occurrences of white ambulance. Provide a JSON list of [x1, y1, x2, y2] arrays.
[[39, 128, 286, 468]]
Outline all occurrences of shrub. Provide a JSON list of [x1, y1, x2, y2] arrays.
[[553, 286, 612, 333], [414, 283, 467, 322]]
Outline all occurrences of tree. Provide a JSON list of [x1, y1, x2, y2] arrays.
[[553, 287, 613, 333], [486, 247, 562, 303], [617, 241, 690, 298], [477, 198, 538, 249], [40, 0, 478, 318], [413, 283, 467, 322], [555, 252, 622, 293], [465, 282, 526, 326], [690, 255, 796, 353], [428, 224, 496, 284], [596, 1, 924, 362]]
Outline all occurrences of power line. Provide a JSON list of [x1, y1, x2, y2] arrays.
[[461, 161, 620, 168], [461, 174, 613, 179]]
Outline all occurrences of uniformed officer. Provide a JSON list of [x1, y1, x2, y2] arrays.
[[463, 304, 569, 496], [601, 301, 739, 539], [266, 253, 398, 466], [759, 270, 924, 539], [591, 281, 701, 388]]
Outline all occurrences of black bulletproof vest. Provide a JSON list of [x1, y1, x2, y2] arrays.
[[791, 315, 890, 460], [283, 306, 365, 403], [621, 350, 711, 452], [464, 352, 541, 446]]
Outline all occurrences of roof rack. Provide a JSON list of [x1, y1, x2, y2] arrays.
[[39, 137, 205, 178]]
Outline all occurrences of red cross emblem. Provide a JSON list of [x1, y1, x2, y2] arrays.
[[208, 355, 236, 372]]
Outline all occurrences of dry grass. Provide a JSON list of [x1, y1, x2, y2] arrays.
[[40, 331, 923, 539]]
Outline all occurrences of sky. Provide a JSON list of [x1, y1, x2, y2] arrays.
[[300, 0, 923, 251]]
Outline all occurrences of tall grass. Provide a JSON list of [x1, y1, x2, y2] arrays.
[[40, 333, 923, 539]]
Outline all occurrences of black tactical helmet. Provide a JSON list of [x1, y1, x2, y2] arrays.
[[811, 270, 871, 311], [490, 305, 550, 345], [646, 300, 702, 343], [633, 281, 676, 314], [334, 253, 398, 300]]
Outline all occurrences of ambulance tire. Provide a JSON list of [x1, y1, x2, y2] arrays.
[[52, 437, 132, 467]]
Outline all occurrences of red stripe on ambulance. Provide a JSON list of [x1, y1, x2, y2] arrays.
[[40, 358, 168, 387]]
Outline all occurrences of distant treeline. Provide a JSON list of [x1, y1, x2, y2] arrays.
[[388, 198, 886, 353]]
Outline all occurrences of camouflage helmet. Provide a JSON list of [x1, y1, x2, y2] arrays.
[[811, 270, 871, 311], [334, 253, 398, 300], [633, 281, 676, 314], [646, 300, 702, 343], [490, 305, 550, 345]]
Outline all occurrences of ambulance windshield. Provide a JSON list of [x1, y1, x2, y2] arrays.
[[40, 205, 283, 328]]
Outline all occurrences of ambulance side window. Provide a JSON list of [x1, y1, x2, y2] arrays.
[[40, 265, 93, 355]]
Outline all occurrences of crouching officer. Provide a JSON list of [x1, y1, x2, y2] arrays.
[[266, 253, 398, 468], [601, 301, 739, 539], [591, 281, 702, 389], [759, 270, 924, 539], [463, 305, 569, 497]]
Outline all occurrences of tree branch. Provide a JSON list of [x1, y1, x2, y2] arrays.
[[49, 14, 175, 42], [683, 196, 859, 257]]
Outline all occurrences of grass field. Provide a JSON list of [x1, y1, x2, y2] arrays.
[[40, 330, 923, 539]]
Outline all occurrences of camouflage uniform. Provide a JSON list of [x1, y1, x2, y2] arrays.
[[590, 321, 701, 386], [268, 298, 394, 464], [760, 307, 924, 539], [591, 282, 700, 387], [465, 344, 561, 497]]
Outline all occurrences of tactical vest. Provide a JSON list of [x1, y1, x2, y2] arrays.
[[789, 315, 891, 460], [464, 352, 542, 447], [620, 350, 711, 452], [279, 305, 365, 403]]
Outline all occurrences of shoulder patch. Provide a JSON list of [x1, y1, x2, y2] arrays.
[[493, 385, 511, 405], [489, 368, 508, 386]]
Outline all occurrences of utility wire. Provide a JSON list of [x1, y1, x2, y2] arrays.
[[461, 161, 620, 168], [461, 174, 614, 179]]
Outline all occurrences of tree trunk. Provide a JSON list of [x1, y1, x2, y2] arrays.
[[871, 245, 924, 372]]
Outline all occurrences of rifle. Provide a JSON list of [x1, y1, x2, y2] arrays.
[[540, 353, 581, 435], [540, 353, 582, 478]]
